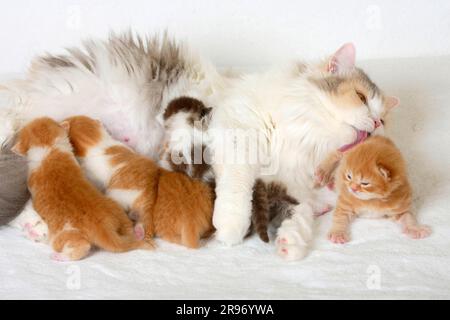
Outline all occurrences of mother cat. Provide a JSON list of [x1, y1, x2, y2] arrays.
[[0, 33, 398, 259]]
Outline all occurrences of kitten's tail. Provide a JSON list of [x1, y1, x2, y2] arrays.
[[94, 221, 154, 253], [248, 179, 270, 243]]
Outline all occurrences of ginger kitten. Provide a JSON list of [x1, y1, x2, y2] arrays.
[[328, 135, 431, 243], [64, 116, 214, 249], [12, 117, 151, 261]]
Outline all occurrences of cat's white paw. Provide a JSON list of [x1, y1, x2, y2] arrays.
[[214, 221, 247, 246], [403, 224, 431, 239], [213, 206, 250, 246]]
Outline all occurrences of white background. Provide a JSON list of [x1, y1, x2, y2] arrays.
[[0, 0, 449, 73]]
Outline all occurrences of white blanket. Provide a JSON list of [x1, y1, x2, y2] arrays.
[[1, 57, 449, 299]]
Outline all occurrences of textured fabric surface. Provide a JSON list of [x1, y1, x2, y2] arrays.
[[0, 57, 449, 299]]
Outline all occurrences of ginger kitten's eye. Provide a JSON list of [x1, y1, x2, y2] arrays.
[[361, 182, 371, 187], [346, 173, 352, 180], [356, 91, 367, 105]]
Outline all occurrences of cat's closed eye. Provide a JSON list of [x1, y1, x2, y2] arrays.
[[360, 181, 371, 187], [356, 91, 367, 105]]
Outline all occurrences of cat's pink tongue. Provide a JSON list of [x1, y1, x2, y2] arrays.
[[338, 129, 368, 153]]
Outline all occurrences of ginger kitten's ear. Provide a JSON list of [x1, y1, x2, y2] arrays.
[[11, 142, 25, 156], [378, 165, 391, 181], [60, 120, 70, 132], [385, 96, 400, 110], [328, 43, 356, 74]]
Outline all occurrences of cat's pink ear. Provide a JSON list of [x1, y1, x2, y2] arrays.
[[328, 43, 356, 74], [385, 96, 400, 110], [378, 165, 391, 181], [60, 121, 70, 132]]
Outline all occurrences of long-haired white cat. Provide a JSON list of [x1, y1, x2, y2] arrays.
[[208, 43, 398, 259], [0, 34, 398, 261]]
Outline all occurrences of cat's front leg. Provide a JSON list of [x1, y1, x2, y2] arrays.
[[328, 206, 355, 244], [314, 150, 343, 188], [275, 202, 314, 261], [212, 164, 256, 246]]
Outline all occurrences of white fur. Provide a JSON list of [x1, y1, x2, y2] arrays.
[[80, 132, 124, 189], [0, 40, 225, 161], [26, 136, 74, 173], [9, 200, 48, 243], [27, 146, 50, 172], [208, 62, 384, 259], [107, 189, 142, 211]]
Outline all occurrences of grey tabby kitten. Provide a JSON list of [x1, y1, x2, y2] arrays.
[[0, 141, 29, 225]]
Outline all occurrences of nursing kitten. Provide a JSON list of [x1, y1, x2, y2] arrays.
[[64, 115, 214, 249], [0, 32, 225, 225], [328, 135, 431, 243], [160, 97, 300, 243], [12, 117, 151, 261]]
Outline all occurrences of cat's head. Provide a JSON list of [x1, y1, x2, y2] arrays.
[[61, 116, 104, 157], [309, 43, 399, 140], [337, 137, 403, 200], [12, 117, 68, 156]]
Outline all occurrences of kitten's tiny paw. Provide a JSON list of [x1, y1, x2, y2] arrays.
[[24, 222, 48, 243], [314, 168, 331, 188], [277, 244, 307, 261], [403, 225, 431, 239], [328, 231, 350, 244], [275, 230, 308, 261], [51, 252, 69, 262], [134, 224, 145, 240]]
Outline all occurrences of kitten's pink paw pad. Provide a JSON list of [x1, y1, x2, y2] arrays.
[[276, 244, 307, 261], [51, 253, 69, 262], [328, 231, 349, 244], [403, 225, 431, 239], [134, 224, 145, 240]]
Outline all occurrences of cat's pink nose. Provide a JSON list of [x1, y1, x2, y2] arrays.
[[374, 119, 382, 129], [351, 185, 359, 192]]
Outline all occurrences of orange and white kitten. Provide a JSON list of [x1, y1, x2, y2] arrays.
[[328, 135, 431, 244], [63, 116, 214, 249], [12, 117, 151, 261]]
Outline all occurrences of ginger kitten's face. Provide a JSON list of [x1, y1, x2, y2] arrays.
[[340, 157, 393, 201], [12, 117, 68, 156]]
